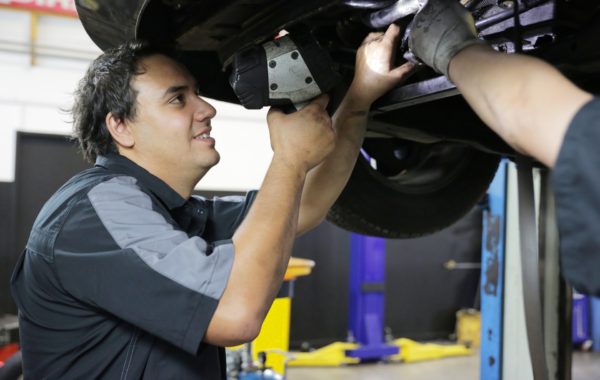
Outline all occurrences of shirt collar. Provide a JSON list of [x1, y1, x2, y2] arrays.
[[95, 153, 187, 210]]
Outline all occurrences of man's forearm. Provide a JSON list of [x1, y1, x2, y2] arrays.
[[297, 93, 368, 234], [449, 44, 593, 167], [294, 23, 414, 233], [212, 158, 305, 339]]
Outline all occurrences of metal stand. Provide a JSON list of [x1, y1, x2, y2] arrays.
[[480, 160, 571, 380], [346, 234, 399, 361], [480, 160, 507, 380]]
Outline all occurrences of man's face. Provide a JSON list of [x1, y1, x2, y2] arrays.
[[126, 54, 219, 181]]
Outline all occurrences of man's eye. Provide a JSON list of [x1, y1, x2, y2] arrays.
[[170, 94, 185, 104]]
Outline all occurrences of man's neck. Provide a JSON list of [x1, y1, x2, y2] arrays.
[[119, 151, 204, 199]]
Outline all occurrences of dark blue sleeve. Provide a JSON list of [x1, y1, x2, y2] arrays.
[[552, 97, 600, 296], [198, 190, 258, 241], [53, 177, 236, 354]]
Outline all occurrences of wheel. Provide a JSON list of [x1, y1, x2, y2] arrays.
[[327, 138, 500, 238]]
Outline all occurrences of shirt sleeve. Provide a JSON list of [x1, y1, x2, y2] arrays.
[[197, 190, 258, 241], [552, 97, 600, 296], [53, 176, 235, 354]]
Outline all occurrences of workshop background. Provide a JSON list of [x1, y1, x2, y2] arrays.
[[0, 2, 599, 380], [0, 1, 481, 343], [0, 2, 481, 347]]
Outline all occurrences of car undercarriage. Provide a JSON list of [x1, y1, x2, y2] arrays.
[[77, 0, 600, 237]]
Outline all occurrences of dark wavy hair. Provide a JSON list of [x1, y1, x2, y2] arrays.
[[71, 41, 176, 163]]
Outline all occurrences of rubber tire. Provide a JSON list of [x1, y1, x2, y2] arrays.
[[327, 147, 500, 238]]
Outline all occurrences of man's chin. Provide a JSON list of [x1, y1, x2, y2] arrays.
[[199, 153, 221, 171], [209, 152, 220, 167]]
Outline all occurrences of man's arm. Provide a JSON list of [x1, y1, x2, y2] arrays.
[[407, 0, 593, 167], [449, 45, 592, 167], [296, 24, 415, 234], [204, 96, 335, 347]]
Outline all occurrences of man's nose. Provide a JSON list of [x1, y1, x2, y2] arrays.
[[194, 98, 217, 121]]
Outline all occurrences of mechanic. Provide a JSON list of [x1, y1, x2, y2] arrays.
[[9, 25, 413, 379], [406, 0, 598, 295]]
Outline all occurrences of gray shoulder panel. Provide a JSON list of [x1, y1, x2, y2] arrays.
[[87, 176, 233, 300]]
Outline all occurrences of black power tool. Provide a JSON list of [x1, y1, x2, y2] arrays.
[[229, 30, 341, 111]]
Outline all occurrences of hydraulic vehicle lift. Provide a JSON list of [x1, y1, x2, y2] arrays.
[[480, 159, 571, 380]]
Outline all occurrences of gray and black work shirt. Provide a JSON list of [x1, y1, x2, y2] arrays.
[[553, 97, 600, 296], [10, 153, 257, 379]]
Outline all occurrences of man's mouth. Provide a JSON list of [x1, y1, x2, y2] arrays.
[[193, 127, 213, 141], [194, 133, 211, 140]]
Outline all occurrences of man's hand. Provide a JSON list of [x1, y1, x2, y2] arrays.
[[266, 95, 335, 173], [295, 25, 414, 235], [348, 24, 415, 109], [407, 0, 484, 78]]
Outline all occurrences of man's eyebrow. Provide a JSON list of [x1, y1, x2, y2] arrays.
[[162, 85, 188, 99]]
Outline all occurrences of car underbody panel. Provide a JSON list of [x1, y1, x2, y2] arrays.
[[76, 0, 600, 237], [77, 0, 600, 154]]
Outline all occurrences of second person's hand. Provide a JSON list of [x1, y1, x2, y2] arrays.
[[347, 23, 415, 110]]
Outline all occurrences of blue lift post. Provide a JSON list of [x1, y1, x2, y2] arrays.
[[346, 234, 399, 361], [593, 297, 600, 351], [480, 159, 508, 380]]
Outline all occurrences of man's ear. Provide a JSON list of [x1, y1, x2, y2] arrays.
[[105, 112, 134, 149]]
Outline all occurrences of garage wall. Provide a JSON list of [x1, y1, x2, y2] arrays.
[[0, 7, 272, 192]]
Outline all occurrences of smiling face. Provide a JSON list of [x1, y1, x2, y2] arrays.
[[114, 54, 219, 196]]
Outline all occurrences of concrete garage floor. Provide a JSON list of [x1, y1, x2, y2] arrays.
[[286, 351, 600, 380]]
